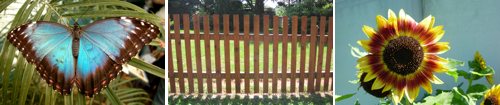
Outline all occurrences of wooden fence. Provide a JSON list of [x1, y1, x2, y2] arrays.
[[167, 14, 333, 94]]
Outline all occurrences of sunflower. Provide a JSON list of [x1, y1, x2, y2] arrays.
[[357, 9, 450, 103], [482, 85, 500, 105]]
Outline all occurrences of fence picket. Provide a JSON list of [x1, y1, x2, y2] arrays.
[[183, 14, 195, 93], [281, 16, 289, 93], [262, 15, 270, 93], [213, 15, 222, 93], [253, 15, 260, 93], [290, 16, 298, 92], [173, 14, 185, 93], [203, 15, 213, 93], [193, 15, 203, 93], [307, 16, 317, 92], [324, 17, 333, 91], [298, 16, 307, 92], [243, 15, 251, 93], [167, 16, 176, 93], [223, 14, 232, 93], [272, 16, 279, 93], [233, 15, 241, 93], [315, 16, 326, 91]]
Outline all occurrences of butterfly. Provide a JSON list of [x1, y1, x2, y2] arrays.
[[6, 17, 159, 96]]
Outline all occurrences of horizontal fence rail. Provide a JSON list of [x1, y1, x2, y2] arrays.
[[168, 14, 333, 94]]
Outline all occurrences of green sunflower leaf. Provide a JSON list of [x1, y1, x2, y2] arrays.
[[414, 91, 453, 105], [466, 84, 488, 94], [445, 58, 464, 82], [335, 93, 356, 102]]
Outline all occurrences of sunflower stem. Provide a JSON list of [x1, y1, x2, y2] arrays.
[[468, 79, 472, 89]]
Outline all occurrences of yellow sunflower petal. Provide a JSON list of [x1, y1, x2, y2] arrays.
[[357, 40, 372, 51], [372, 78, 385, 90], [486, 75, 494, 85], [376, 15, 388, 28], [392, 88, 405, 104], [382, 82, 393, 92], [425, 42, 450, 54], [363, 72, 377, 82], [388, 9, 398, 26], [430, 75, 444, 84], [406, 14, 417, 23], [419, 15, 435, 30], [423, 55, 449, 73], [421, 80, 433, 94], [398, 9, 406, 20], [362, 25, 376, 38], [426, 26, 445, 44], [388, 9, 397, 21], [406, 86, 420, 102]]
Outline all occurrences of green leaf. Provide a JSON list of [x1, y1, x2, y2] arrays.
[[470, 66, 494, 76], [354, 99, 360, 105], [466, 84, 487, 97], [56, 1, 146, 12], [335, 93, 356, 102], [415, 91, 453, 105], [105, 87, 124, 105], [128, 58, 165, 78], [445, 58, 464, 82]]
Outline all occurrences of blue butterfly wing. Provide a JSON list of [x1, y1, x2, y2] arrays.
[[76, 17, 159, 96], [7, 22, 75, 94]]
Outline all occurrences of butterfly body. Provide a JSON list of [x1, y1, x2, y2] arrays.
[[7, 17, 159, 96]]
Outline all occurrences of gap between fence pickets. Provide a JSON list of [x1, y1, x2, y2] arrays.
[[169, 71, 334, 78], [167, 91, 334, 99]]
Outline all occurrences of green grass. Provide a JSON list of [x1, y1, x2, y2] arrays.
[[169, 39, 332, 73], [168, 93, 333, 105]]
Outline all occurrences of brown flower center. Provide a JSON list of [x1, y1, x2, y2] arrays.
[[383, 36, 423, 76], [484, 96, 498, 105]]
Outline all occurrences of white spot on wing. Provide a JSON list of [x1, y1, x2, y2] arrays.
[[120, 17, 127, 19], [27, 22, 36, 27], [140, 22, 145, 26], [135, 27, 141, 30], [131, 30, 137, 34], [123, 19, 132, 23]]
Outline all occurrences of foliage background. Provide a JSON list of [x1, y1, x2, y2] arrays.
[[0, 0, 165, 104], [336, 0, 500, 104]]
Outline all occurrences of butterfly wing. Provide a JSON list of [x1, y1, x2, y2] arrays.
[[76, 17, 159, 96], [7, 22, 75, 94]]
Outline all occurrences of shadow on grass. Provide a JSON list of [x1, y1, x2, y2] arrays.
[[168, 93, 333, 105]]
